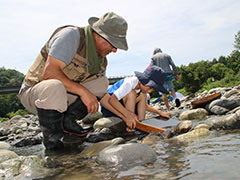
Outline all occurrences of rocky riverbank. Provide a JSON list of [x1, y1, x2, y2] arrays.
[[0, 85, 240, 179]]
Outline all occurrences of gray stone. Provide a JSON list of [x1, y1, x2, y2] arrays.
[[209, 99, 240, 115], [93, 117, 126, 133], [80, 137, 125, 158], [97, 143, 157, 170]]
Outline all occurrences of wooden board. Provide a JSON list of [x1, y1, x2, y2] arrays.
[[191, 92, 221, 109], [135, 116, 180, 133]]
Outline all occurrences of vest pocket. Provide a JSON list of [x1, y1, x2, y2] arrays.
[[63, 55, 88, 82]]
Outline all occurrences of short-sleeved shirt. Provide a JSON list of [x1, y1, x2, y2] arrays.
[[48, 26, 80, 65], [108, 76, 139, 100]]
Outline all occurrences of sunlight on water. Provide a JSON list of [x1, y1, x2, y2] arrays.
[[42, 130, 240, 180]]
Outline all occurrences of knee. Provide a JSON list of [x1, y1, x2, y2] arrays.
[[138, 92, 147, 101], [126, 90, 137, 99]]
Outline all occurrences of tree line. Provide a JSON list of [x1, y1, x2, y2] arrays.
[[0, 30, 240, 121]]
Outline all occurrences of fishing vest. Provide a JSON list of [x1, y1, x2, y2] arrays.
[[24, 25, 108, 87]]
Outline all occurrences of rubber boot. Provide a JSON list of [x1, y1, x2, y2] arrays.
[[36, 108, 64, 150], [63, 97, 93, 136]]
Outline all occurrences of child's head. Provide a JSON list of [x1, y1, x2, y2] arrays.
[[134, 66, 168, 94]]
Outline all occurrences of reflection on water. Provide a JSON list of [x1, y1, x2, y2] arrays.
[[39, 130, 240, 180]]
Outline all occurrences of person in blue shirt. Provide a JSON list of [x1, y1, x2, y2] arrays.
[[100, 66, 170, 130]]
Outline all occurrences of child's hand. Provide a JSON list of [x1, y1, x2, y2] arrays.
[[123, 111, 138, 130], [160, 111, 170, 119]]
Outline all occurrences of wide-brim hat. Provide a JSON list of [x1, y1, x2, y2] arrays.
[[134, 66, 168, 94], [88, 12, 128, 50]]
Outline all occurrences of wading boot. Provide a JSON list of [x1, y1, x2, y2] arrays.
[[63, 97, 93, 136], [36, 108, 64, 150]]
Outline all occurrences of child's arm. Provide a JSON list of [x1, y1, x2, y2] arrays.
[[109, 94, 138, 129], [100, 93, 125, 119], [146, 104, 170, 119]]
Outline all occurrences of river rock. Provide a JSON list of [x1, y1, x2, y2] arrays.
[[0, 141, 10, 149], [141, 134, 163, 145], [97, 142, 157, 170], [206, 110, 240, 130], [173, 120, 193, 134], [179, 108, 208, 120], [79, 137, 125, 158], [171, 128, 210, 142], [222, 88, 240, 98], [208, 99, 240, 115], [0, 149, 19, 163], [93, 117, 126, 133], [0, 155, 60, 180], [194, 123, 210, 130]]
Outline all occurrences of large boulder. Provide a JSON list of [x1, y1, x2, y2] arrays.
[[97, 143, 157, 170], [207, 99, 240, 115]]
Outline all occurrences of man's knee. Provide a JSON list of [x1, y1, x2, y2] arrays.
[[34, 79, 68, 112]]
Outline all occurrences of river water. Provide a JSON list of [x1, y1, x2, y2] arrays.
[[34, 128, 240, 180]]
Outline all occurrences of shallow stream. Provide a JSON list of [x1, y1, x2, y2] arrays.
[[15, 128, 240, 180]]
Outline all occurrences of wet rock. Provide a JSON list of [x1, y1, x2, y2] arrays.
[[141, 134, 163, 145], [171, 128, 210, 142], [0, 155, 60, 180], [97, 142, 157, 170], [179, 108, 208, 120], [44, 156, 63, 168], [79, 137, 125, 158]]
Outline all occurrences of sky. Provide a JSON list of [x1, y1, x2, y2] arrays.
[[1, 0, 240, 77]]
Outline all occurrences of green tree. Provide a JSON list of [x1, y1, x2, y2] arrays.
[[0, 67, 25, 118], [233, 30, 240, 51]]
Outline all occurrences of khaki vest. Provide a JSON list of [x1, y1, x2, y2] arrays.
[[24, 26, 108, 87]]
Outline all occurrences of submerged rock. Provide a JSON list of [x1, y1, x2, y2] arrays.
[[79, 137, 125, 158], [97, 142, 157, 170]]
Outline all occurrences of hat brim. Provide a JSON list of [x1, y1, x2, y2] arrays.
[[134, 71, 168, 94], [88, 17, 128, 50]]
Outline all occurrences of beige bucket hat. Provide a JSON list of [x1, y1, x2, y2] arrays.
[[88, 12, 128, 50]]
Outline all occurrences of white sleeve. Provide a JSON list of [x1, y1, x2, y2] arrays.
[[114, 77, 138, 100]]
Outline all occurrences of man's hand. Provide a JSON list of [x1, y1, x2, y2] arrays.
[[80, 89, 99, 114], [43, 56, 99, 114]]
